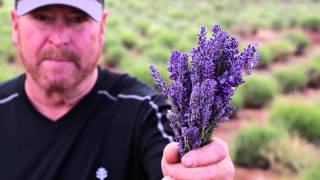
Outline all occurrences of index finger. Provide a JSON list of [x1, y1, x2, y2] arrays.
[[163, 142, 180, 164], [162, 142, 180, 176]]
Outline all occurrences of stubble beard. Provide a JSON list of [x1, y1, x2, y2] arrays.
[[19, 47, 100, 94]]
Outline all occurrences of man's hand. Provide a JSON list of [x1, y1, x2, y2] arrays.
[[161, 138, 234, 180]]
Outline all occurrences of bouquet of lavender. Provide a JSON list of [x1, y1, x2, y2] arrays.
[[150, 25, 260, 157]]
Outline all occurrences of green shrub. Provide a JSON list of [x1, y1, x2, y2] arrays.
[[256, 46, 273, 69], [156, 30, 179, 49], [106, 16, 122, 27], [263, 134, 317, 175], [117, 56, 136, 70], [270, 98, 320, 144], [146, 24, 163, 37], [300, 14, 320, 32], [271, 17, 286, 31], [272, 65, 308, 94], [134, 18, 151, 36], [125, 60, 169, 87], [126, 0, 145, 12], [0, 42, 15, 63], [266, 40, 295, 62], [232, 124, 284, 168], [0, 63, 23, 82], [175, 38, 194, 53], [301, 164, 320, 180], [306, 55, 320, 88], [145, 47, 171, 64], [184, 27, 200, 44], [103, 45, 129, 68], [118, 30, 139, 50], [168, 8, 192, 19], [0, 8, 10, 24], [137, 37, 158, 53], [146, 24, 178, 46], [284, 31, 311, 55], [0, 22, 15, 63], [104, 32, 121, 51], [2, 0, 14, 7], [219, 15, 236, 30], [241, 75, 277, 108]]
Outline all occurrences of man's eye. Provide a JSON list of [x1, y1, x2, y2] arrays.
[[68, 15, 88, 24], [33, 14, 53, 22]]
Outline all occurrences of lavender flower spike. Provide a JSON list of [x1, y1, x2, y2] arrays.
[[150, 24, 260, 157], [149, 66, 168, 95]]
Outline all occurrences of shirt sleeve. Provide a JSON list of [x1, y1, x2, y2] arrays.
[[138, 94, 174, 180]]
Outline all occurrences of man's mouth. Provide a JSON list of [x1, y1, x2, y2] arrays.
[[41, 58, 76, 67], [44, 58, 71, 62], [38, 49, 81, 68]]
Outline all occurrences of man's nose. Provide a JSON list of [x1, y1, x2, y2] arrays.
[[48, 23, 71, 47]]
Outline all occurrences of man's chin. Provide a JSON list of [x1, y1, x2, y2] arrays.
[[38, 77, 79, 93], [27, 65, 96, 93]]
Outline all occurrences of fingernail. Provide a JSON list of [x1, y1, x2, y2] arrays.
[[162, 176, 171, 180], [183, 156, 194, 167]]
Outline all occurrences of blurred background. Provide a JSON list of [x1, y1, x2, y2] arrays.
[[1, 0, 320, 179]]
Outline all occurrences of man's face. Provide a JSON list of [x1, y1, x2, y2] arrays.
[[11, 5, 107, 92]]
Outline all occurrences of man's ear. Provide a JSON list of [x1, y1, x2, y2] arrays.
[[11, 9, 19, 45], [100, 9, 109, 43]]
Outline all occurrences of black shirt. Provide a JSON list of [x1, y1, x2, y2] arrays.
[[0, 67, 173, 180]]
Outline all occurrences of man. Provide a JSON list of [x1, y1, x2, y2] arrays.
[[0, 0, 234, 179]]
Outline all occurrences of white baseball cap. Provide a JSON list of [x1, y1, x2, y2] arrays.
[[15, 0, 104, 22]]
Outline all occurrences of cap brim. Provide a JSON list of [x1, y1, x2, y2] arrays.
[[16, 0, 103, 22]]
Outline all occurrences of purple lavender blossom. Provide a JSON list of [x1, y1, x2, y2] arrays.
[[150, 24, 260, 157], [149, 66, 168, 95]]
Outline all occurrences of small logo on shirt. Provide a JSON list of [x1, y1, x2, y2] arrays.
[[96, 167, 108, 180]]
